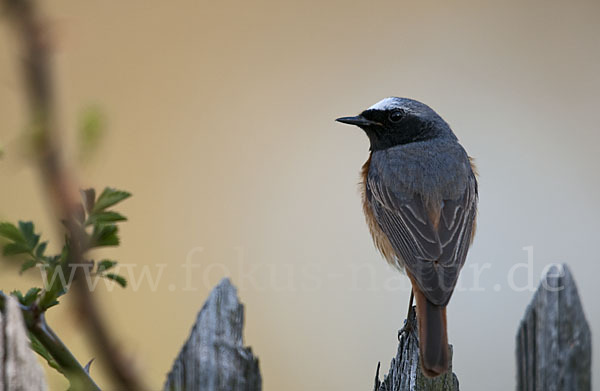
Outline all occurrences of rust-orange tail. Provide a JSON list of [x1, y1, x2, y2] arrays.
[[413, 288, 449, 377]]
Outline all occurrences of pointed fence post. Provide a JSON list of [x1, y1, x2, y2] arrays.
[[373, 308, 459, 391], [516, 264, 591, 391], [0, 296, 48, 391], [163, 278, 261, 391]]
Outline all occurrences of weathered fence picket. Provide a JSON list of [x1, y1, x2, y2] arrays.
[[163, 278, 262, 391], [372, 309, 460, 391], [0, 264, 592, 390], [0, 295, 48, 391], [516, 264, 591, 391], [372, 263, 592, 391]]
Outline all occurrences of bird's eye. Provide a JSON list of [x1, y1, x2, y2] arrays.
[[389, 110, 404, 123]]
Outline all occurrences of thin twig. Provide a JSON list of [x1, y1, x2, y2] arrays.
[[2, 1, 146, 390], [30, 314, 102, 390]]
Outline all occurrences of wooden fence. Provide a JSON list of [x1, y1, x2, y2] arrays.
[[0, 265, 591, 390], [515, 265, 591, 391]]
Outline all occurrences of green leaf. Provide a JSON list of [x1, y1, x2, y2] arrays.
[[29, 333, 64, 374], [20, 259, 38, 273], [35, 241, 47, 258], [86, 211, 127, 226], [11, 290, 23, 302], [0, 222, 24, 242], [104, 273, 127, 288], [90, 224, 119, 247], [3, 242, 31, 256], [43, 299, 60, 310], [97, 259, 117, 273], [46, 254, 61, 267], [59, 243, 69, 264], [2, 221, 41, 255], [22, 287, 41, 305], [18, 221, 40, 249], [39, 283, 65, 310], [92, 188, 131, 213]]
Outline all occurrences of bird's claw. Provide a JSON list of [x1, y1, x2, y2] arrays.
[[397, 318, 413, 341]]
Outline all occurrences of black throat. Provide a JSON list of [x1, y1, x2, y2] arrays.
[[364, 118, 441, 151]]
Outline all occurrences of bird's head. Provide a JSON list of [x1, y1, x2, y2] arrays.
[[336, 97, 455, 151]]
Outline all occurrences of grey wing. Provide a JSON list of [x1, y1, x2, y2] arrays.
[[367, 173, 478, 306]]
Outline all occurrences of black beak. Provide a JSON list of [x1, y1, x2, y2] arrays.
[[335, 115, 380, 127]]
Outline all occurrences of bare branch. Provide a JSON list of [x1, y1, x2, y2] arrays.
[[2, 1, 147, 389]]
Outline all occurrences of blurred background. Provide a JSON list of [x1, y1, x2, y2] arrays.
[[0, 0, 599, 389]]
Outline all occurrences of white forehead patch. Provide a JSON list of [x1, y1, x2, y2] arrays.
[[367, 97, 401, 111]]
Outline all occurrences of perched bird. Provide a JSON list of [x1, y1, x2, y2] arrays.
[[336, 97, 478, 377]]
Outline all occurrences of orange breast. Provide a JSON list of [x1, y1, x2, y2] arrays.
[[468, 156, 478, 245], [360, 154, 405, 272]]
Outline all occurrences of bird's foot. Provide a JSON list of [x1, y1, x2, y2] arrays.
[[397, 318, 413, 341], [397, 305, 415, 341]]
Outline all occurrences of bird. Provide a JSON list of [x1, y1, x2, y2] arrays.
[[336, 97, 478, 377]]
